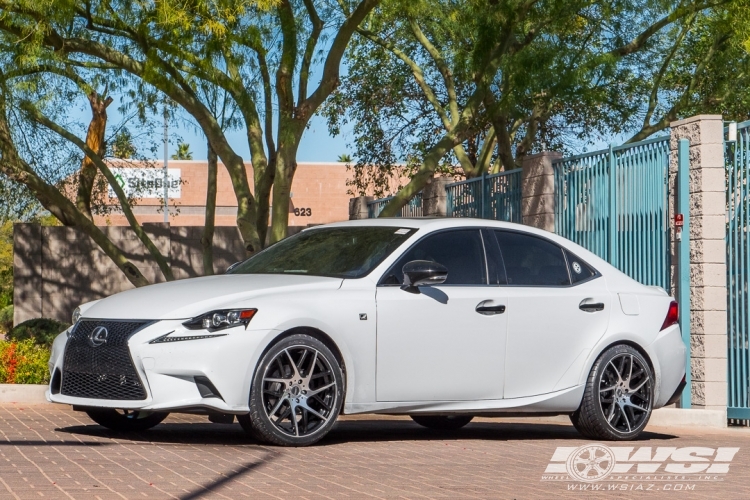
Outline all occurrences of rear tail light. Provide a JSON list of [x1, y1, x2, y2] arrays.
[[660, 301, 679, 330]]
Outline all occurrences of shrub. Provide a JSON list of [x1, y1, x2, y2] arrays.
[[0, 305, 12, 334], [0, 340, 50, 384], [7, 318, 70, 347]]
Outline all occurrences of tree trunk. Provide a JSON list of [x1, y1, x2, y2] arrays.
[[76, 92, 113, 220], [201, 141, 218, 275], [269, 125, 301, 244]]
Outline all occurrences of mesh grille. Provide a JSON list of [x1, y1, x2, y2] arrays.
[[61, 320, 151, 400]]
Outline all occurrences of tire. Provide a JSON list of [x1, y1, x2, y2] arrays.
[[85, 409, 169, 432], [570, 344, 654, 441], [239, 334, 344, 446], [410, 415, 473, 430]]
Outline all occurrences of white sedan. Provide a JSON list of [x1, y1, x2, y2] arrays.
[[48, 219, 686, 446]]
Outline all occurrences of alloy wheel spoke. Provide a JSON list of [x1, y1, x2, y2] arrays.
[[599, 384, 617, 393], [608, 360, 623, 383], [299, 401, 329, 422], [629, 377, 650, 393], [284, 349, 302, 380], [305, 351, 319, 382], [268, 396, 287, 418], [308, 381, 335, 396], [625, 355, 634, 384], [619, 403, 632, 432]]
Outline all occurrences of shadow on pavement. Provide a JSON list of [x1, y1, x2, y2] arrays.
[[55, 417, 678, 445]]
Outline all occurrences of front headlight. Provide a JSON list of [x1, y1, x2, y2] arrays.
[[71, 306, 81, 325], [182, 309, 257, 332]]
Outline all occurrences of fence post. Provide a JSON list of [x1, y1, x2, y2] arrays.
[[608, 144, 617, 267], [521, 151, 562, 231], [676, 138, 691, 408], [423, 176, 451, 217], [670, 115, 727, 414], [348, 196, 374, 220]]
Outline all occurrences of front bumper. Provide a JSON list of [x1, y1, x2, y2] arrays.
[[48, 320, 278, 413]]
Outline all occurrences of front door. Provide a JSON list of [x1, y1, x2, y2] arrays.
[[493, 230, 611, 399], [376, 229, 508, 402]]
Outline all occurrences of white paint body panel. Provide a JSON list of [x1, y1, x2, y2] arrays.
[[48, 218, 685, 419]]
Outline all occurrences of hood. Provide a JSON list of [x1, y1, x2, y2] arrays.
[[83, 274, 343, 320]]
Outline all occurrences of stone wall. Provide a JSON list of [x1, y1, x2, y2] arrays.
[[669, 115, 727, 411], [13, 223, 272, 325]]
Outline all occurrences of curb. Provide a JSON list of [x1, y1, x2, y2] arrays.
[[0, 384, 48, 404], [647, 407, 727, 429]]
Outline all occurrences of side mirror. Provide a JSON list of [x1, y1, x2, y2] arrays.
[[225, 262, 242, 274], [401, 260, 447, 293]]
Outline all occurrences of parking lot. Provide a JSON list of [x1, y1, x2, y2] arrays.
[[0, 404, 747, 499]]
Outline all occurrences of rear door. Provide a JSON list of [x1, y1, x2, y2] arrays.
[[493, 230, 611, 399]]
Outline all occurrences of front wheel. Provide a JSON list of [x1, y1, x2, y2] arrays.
[[85, 409, 169, 432], [239, 334, 344, 446], [410, 415, 473, 430], [570, 344, 654, 441]]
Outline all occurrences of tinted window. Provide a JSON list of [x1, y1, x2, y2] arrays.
[[495, 231, 570, 286], [230, 227, 414, 278], [382, 230, 487, 285], [565, 250, 597, 283]]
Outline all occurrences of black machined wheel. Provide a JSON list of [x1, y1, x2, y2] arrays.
[[85, 409, 169, 432], [239, 334, 343, 446], [410, 415, 473, 431], [571, 344, 654, 441]]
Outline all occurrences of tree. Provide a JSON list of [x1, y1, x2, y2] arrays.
[[0, 41, 174, 286], [326, 0, 746, 214], [171, 142, 193, 160], [0, 0, 382, 252]]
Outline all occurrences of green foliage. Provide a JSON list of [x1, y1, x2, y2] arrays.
[[337, 154, 352, 163], [0, 222, 12, 309], [0, 305, 13, 334], [172, 142, 193, 160], [111, 129, 137, 159], [0, 339, 51, 384], [325, 0, 750, 198], [7, 318, 70, 347]]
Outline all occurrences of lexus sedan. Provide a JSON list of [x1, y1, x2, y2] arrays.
[[48, 219, 686, 446]]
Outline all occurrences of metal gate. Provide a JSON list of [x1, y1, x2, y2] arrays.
[[553, 137, 672, 289], [445, 169, 522, 221], [727, 120, 750, 421]]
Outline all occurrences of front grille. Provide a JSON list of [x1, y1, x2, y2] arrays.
[[61, 320, 151, 400]]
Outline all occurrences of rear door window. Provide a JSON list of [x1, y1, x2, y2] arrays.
[[494, 231, 571, 286]]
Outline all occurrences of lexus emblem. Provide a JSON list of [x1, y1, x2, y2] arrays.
[[89, 326, 109, 347]]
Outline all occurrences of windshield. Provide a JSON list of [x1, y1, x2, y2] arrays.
[[229, 226, 416, 278]]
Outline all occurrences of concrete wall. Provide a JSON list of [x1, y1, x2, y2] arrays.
[[13, 223, 262, 325]]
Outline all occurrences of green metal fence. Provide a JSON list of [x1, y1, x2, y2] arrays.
[[445, 169, 522, 221], [367, 192, 423, 218], [554, 137, 672, 290], [727, 120, 750, 421]]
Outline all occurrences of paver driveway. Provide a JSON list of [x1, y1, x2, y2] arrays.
[[0, 404, 748, 499]]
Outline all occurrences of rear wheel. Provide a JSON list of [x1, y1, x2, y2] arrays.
[[410, 415, 473, 430], [239, 334, 344, 446], [571, 344, 653, 441], [85, 409, 168, 432]]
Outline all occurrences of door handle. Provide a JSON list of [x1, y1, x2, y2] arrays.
[[579, 301, 605, 312], [476, 303, 506, 315]]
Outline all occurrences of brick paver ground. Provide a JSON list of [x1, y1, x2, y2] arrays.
[[0, 404, 748, 499]]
